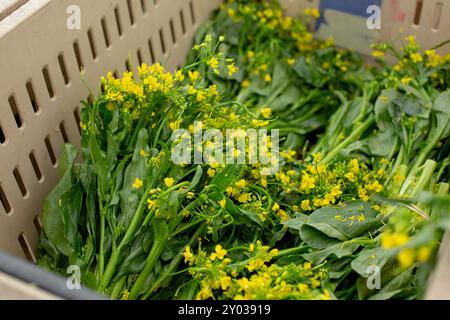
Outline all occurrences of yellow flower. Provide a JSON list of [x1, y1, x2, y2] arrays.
[[312, 152, 322, 163], [238, 193, 251, 203], [397, 248, 415, 268], [138, 63, 149, 77], [311, 278, 321, 288], [80, 122, 88, 131], [314, 198, 323, 207], [410, 52, 423, 63], [219, 199, 226, 209], [121, 290, 129, 300], [311, 8, 320, 19], [381, 232, 410, 249], [188, 70, 200, 82], [196, 286, 213, 300], [401, 76, 412, 85], [208, 57, 219, 73], [187, 85, 197, 95], [169, 119, 182, 131], [147, 199, 156, 210], [186, 192, 195, 200], [300, 173, 316, 191], [175, 70, 185, 82], [261, 107, 272, 119], [196, 91, 206, 102], [349, 159, 360, 174], [249, 244, 255, 252], [140, 149, 149, 157], [235, 179, 247, 189], [164, 177, 175, 187], [247, 50, 255, 60], [277, 209, 289, 221], [220, 276, 232, 290], [417, 246, 432, 262], [132, 178, 144, 189], [358, 187, 369, 201], [272, 203, 280, 212], [394, 172, 406, 185], [242, 79, 250, 88], [372, 50, 385, 58], [183, 246, 195, 264], [303, 262, 312, 270], [282, 17, 293, 30], [345, 172, 355, 182], [322, 289, 332, 300], [405, 35, 416, 44], [207, 167, 216, 178], [287, 58, 296, 66], [227, 8, 236, 18], [252, 119, 269, 127], [214, 244, 227, 260], [425, 49, 436, 57], [301, 199, 312, 211], [304, 8, 320, 18], [228, 63, 239, 76], [264, 74, 272, 82]]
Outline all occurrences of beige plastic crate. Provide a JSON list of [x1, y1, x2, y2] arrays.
[[0, 0, 449, 299]]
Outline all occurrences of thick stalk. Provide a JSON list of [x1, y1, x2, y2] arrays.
[[320, 118, 375, 165], [408, 119, 450, 181], [98, 203, 106, 280], [129, 234, 167, 299], [110, 276, 127, 300], [142, 225, 206, 299], [410, 160, 437, 198], [97, 185, 154, 292]]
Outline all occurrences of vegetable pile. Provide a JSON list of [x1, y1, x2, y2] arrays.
[[38, 0, 450, 300]]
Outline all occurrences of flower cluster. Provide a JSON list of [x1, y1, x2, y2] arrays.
[[185, 242, 331, 300]]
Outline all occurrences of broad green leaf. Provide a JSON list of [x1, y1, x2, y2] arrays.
[[302, 241, 360, 264], [307, 201, 381, 240], [42, 144, 79, 257], [369, 267, 415, 300], [299, 224, 341, 250], [283, 213, 309, 230], [351, 247, 394, 277]]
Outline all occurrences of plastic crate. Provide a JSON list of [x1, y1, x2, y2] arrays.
[[0, 0, 449, 299]]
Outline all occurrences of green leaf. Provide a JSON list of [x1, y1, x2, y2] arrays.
[[59, 184, 83, 256], [89, 134, 109, 199], [158, 190, 180, 220], [283, 213, 309, 230], [42, 144, 79, 257], [119, 129, 152, 228], [369, 267, 415, 300], [299, 224, 341, 250], [351, 247, 394, 277], [307, 201, 382, 240], [302, 241, 360, 264]]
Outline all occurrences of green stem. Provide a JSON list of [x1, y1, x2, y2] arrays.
[[110, 276, 127, 300], [410, 160, 437, 197], [97, 185, 154, 293], [98, 203, 106, 280], [275, 245, 308, 258], [408, 119, 450, 179], [142, 225, 206, 299], [320, 118, 375, 165], [129, 234, 167, 299]]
